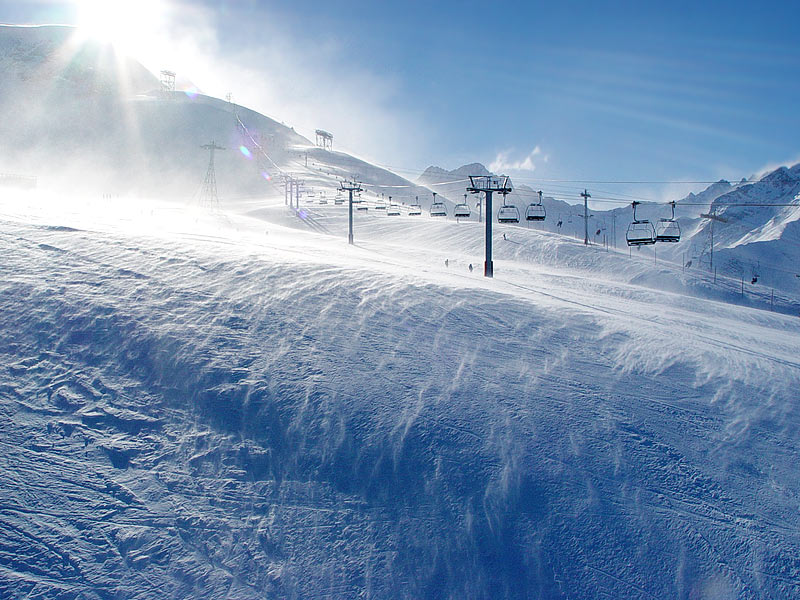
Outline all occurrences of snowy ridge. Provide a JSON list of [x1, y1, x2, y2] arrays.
[[1, 192, 799, 598]]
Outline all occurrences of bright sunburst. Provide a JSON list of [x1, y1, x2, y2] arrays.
[[75, 0, 166, 55]]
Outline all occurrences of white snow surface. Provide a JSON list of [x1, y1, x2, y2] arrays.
[[2, 23, 800, 599], [1, 189, 800, 599]]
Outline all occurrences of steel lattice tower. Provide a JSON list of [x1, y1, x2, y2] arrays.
[[200, 141, 225, 209]]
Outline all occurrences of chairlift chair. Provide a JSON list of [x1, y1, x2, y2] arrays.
[[454, 194, 471, 218], [430, 193, 447, 217], [525, 191, 546, 221], [525, 204, 546, 221], [497, 194, 520, 223], [387, 196, 400, 216], [654, 200, 681, 242], [454, 203, 471, 218], [409, 197, 422, 215], [430, 202, 447, 216], [626, 201, 657, 246]]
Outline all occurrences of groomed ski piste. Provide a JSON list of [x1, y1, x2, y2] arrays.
[[2, 183, 800, 599]]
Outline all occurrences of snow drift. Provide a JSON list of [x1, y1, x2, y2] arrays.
[[1, 193, 799, 598]]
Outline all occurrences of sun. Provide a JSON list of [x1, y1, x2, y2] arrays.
[[74, 0, 166, 55]]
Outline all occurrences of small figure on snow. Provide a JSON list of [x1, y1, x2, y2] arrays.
[[503, 233, 507, 240], [468, 264, 473, 273], [445, 259, 449, 268]]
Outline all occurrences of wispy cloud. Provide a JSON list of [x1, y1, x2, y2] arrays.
[[489, 146, 547, 173]]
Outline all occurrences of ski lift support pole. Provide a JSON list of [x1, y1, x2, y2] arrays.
[[581, 189, 591, 245], [700, 209, 728, 272], [467, 175, 512, 278], [341, 179, 363, 245]]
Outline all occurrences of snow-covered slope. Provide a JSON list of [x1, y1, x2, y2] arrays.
[[1, 190, 799, 599], [0, 25, 428, 204], [0, 24, 295, 198], [666, 165, 800, 293]]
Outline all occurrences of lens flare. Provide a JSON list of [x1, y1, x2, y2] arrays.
[[239, 146, 252, 159]]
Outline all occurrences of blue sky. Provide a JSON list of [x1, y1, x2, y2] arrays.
[[3, 0, 800, 201]]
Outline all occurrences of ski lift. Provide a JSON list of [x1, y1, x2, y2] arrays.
[[626, 201, 656, 246], [454, 194, 471, 218], [334, 194, 344, 205], [409, 196, 422, 215], [430, 192, 447, 217], [387, 196, 400, 216], [654, 200, 681, 243], [497, 193, 520, 223], [525, 190, 546, 221]]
